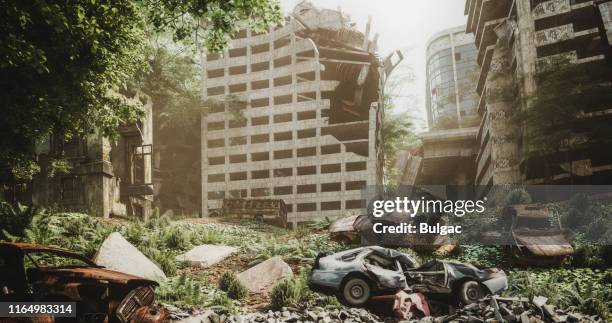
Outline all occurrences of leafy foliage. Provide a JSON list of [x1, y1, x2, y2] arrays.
[[270, 277, 303, 310], [143, 0, 283, 52], [1, 0, 148, 177], [218, 271, 247, 301]]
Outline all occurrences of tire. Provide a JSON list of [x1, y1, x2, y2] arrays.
[[459, 281, 484, 305], [340, 277, 371, 306]]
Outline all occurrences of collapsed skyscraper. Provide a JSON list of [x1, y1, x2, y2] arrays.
[[200, 1, 401, 225]]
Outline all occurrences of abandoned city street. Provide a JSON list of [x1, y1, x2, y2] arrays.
[[1, 0, 612, 322]]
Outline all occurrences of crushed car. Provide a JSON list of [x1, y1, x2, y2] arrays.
[[501, 204, 574, 266], [0, 242, 168, 323], [307, 246, 507, 309]]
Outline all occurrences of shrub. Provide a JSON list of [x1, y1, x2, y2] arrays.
[[218, 271, 247, 301], [270, 278, 302, 310], [503, 188, 531, 207], [157, 273, 204, 306], [161, 226, 191, 250], [0, 202, 42, 240], [207, 292, 236, 314]]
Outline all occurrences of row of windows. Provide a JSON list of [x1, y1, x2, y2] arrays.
[[206, 129, 322, 148], [206, 37, 293, 62], [207, 162, 367, 181], [207, 110, 317, 130], [208, 93, 321, 114]]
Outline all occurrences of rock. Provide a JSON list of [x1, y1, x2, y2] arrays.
[[175, 244, 237, 267], [176, 310, 216, 323], [238, 256, 293, 293], [94, 232, 166, 282]]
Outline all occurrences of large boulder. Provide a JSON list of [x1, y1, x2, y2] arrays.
[[237, 256, 292, 294], [94, 232, 167, 282], [175, 244, 237, 267]]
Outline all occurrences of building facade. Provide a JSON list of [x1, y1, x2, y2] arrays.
[[200, 2, 399, 225], [25, 98, 154, 219], [465, 0, 612, 196], [426, 26, 480, 130]]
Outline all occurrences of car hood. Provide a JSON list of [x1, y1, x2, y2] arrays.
[[30, 267, 157, 286]]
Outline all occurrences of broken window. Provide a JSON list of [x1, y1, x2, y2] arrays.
[[346, 161, 366, 171], [273, 113, 292, 123], [297, 147, 316, 157], [297, 166, 316, 175], [297, 110, 316, 120], [207, 53, 220, 61], [229, 47, 246, 57], [251, 80, 269, 90], [208, 174, 225, 183], [274, 76, 292, 86], [235, 29, 247, 39], [208, 157, 225, 165], [207, 69, 224, 78], [346, 181, 366, 190], [60, 176, 76, 201], [274, 132, 292, 142], [346, 200, 364, 209], [130, 144, 151, 185], [230, 172, 247, 181], [273, 168, 293, 177], [251, 152, 269, 161], [297, 184, 317, 194], [274, 37, 291, 49], [229, 136, 246, 146], [251, 134, 269, 144], [251, 188, 270, 197], [208, 191, 225, 199], [229, 189, 248, 198], [273, 56, 291, 67], [207, 86, 225, 96], [251, 116, 269, 126], [209, 104, 224, 113], [207, 121, 225, 130], [229, 154, 247, 163], [321, 163, 341, 173], [229, 119, 247, 129], [297, 71, 315, 82], [251, 170, 270, 179], [273, 150, 292, 159], [274, 186, 293, 195], [251, 98, 269, 108], [229, 65, 247, 75], [251, 43, 269, 54], [251, 62, 269, 72], [321, 182, 341, 192], [229, 83, 246, 93], [297, 129, 316, 139], [321, 144, 341, 155], [297, 203, 316, 212], [321, 201, 341, 211], [208, 139, 225, 148], [297, 92, 316, 102], [274, 95, 292, 105]]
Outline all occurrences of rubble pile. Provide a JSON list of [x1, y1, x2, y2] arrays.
[[169, 306, 384, 323], [425, 296, 602, 323], [226, 307, 383, 323]]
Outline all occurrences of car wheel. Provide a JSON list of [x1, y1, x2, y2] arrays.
[[459, 281, 484, 305], [340, 277, 371, 306]]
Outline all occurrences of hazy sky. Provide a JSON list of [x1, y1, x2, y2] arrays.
[[279, 0, 468, 131]]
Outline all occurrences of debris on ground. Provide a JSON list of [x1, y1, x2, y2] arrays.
[[238, 256, 293, 294], [176, 244, 237, 268], [94, 231, 167, 282], [425, 295, 602, 323]]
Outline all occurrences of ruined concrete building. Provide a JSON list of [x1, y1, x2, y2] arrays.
[[200, 1, 401, 225], [26, 99, 154, 219], [463, 0, 612, 196]]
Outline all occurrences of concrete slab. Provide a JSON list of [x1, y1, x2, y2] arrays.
[[237, 256, 293, 294], [175, 244, 237, 268]]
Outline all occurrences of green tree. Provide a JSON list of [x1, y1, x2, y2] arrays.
[[1, 1, 148, 180], [143, 0, 283, 52], [0, 0, 282, 181]]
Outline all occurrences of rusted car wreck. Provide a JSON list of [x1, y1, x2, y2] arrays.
[[0, 242, 168, 323]]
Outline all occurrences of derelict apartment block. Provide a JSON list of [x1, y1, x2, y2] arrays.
[[200, 2, 400, 224], [465, 0, 612, 195]]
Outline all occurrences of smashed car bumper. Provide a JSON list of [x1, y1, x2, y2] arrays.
[[482, 275, 508, 295]]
